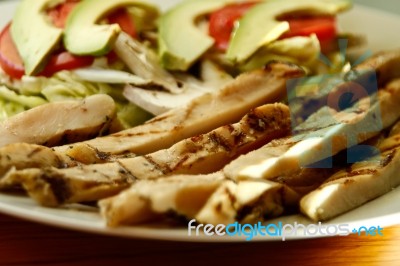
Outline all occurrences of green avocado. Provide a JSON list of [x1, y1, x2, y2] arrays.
[[11, 0, 64, 76], [158, 0, 237, 71], [227, 0, 352, 63], [64, 0, 159, 56]]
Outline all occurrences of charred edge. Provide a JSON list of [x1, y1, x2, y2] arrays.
[[54, 154, 69, 169], [381, 149, 397, 168], [143, 155, 172, 175], [236, 205, 254, 222], [345, 168, 378, 177], [208, 132, 232, 152], [225, 124, 235, 133], [111, 130, 164, 138], [190, 135, 204, 143], [246, 111, 268, 132], [164, 210, 191, 225], [116, 161, 138, 182], [170, 154, 191, 172], [89, 145, 111, 161], [41, 171, 72, 205], [232, 131, 247, 147], [146, 113, 173, 124], [27, 147, 44, 159]]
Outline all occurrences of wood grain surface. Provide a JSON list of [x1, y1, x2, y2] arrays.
[[0, 213, 398, 266]]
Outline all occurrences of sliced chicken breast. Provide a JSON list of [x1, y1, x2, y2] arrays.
[[0, 94, 115, 148], [100, 173, 225, 226], [224, 78, 400, 181], [1, 103, 291, 205], [99, 172, 299, 227], [0, 62, 303, 175], [301, 128, 400, 221]]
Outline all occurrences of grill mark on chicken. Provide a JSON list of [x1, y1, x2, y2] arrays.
[[116, 161, 138, 182], [381, 149, 396, 167], [40, 171, 72, 205], [142, 155, 171, 175], [94, 147, 112, 161], [0, 63, 304, 178], [111, 130, 165, 138], [4, 103, 291, 206], [27, 147, 47, 159], [301, 118, 400, 221], [145, 113, 173, 124], [208, 132, 231, 152], [345, 168, 379, 177]]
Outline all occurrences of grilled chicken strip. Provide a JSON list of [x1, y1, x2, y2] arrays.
[[301, 119, 400, 221], [291, 49, 400, 122], [0, 62, 304, 175], [0, 144, 64, 178], [1, 103, 291, 205], [3, 166, 133, 207], [100, 173, 225, 226], [195, 179, 299, 225], [356, 49, 400, 86], [99, 172, 299, 226], [224, 78, 400, 181], [57, 62, 302, 156], [0, 94, 115, 148]]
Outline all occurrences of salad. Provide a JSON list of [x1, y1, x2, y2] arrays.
[[0, 0, 361, 126], [0, 0, 161, 128]]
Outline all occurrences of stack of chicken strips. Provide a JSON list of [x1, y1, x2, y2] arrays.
[[1, 50, 400, 228]]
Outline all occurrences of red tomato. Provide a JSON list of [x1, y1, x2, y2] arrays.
[[0, 22, 95, 79], [48, 0, 80, 28], [280, 17, 337, 42], [209, 3, 337, 52], [209, 2, 257, 51], [108, 8, 137, 39], [40, 52, 95, 77], [0, 23, 25, 79], [0, 1, 137, 79]]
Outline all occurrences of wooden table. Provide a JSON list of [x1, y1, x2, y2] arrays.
[[0, 213, 399, 266]]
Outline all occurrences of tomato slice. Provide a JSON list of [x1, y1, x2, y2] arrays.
[[280, 17, 337, 42], [0, 23, 25, 79], [0, 22, 95, 79], [40, 52, 95, 77], [108, 8, 137, 39], [48, 0, 80, 28], [209, 2, 257, 51], [0, 1, 137, 79], [209, 3, 337, 52]]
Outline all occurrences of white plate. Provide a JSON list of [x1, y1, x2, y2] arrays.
[[1, 0, 400, 242]]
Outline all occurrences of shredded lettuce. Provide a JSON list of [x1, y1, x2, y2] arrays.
[[116, 102, 153, 129], [1, 70, 153, 128], [0, 86, 47, 121]]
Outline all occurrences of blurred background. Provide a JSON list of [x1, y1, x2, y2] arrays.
[[354, 0, 399, 14], [0, 0, 398, 14]]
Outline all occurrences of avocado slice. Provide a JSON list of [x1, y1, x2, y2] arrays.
[[158, 0, 238, 71], [227, 0, 352, 63], [11, 0, 64, 76], [64, 0, 159, 56]]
